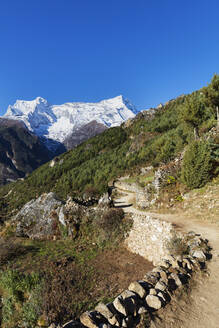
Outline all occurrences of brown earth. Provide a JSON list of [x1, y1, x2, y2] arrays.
[[114, 184, 219, 328], [89, 245, 154, 299]]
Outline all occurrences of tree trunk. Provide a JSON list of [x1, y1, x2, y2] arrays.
[[194, 127, 199, 140], [216, 106, 219, 131]]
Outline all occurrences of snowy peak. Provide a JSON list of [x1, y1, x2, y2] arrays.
[[6, 97, 49, 116], [100, 95, 138, 114], [3, 95, 138, 151]]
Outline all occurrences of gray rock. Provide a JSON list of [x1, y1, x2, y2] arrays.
[[14, 193, 89, 239], [95, 303, 113, 320], [98, 193, 112, 207], [192, 250, 206, 261], [145, 295, 162, 310], [138, 306, 147, 314], [155, 280, 167, 291], [113, 296, 128, 316], [170, 273, 182, 287], [108, 315, 119, 326], [80, 312, 100, 328], [128, 280, 151, 298]]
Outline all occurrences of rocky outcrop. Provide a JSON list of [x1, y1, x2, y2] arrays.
[[14, 193, 89, 239]]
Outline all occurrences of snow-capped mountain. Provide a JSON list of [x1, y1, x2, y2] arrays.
[[4, 95, 138, 151]]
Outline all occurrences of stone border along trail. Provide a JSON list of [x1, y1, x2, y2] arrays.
[[61, 188, 219, 328], [114, 188, 219, 328]]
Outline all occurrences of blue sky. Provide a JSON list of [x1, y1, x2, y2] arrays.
[[0, 0, 219, 115]]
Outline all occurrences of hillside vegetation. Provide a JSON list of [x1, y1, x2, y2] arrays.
[[0, 75, 219, 220]]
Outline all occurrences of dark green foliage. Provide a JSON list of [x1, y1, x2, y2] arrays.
[[181, 140, 213, 189], [202, 74, 219, 128], [180, 93, 207, 137], [203, 74, 219, 108]]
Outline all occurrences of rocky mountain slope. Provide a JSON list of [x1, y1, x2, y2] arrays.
[[0, 95, 138, 185], [0, 118, 51, 185], [3, 95, 138, 152]]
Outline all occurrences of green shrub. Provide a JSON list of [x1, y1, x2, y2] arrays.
[[181, 140, 213, 189], [97, 208, 124, 233], [166, 233, 189, 256]]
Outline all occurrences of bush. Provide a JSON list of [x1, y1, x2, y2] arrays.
[[166, 233, 189, 256], [98, 208, 124, 233], [181, 140, 213, 189]]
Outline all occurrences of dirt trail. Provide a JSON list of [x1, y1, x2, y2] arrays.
[[114, 189, 219, 328]]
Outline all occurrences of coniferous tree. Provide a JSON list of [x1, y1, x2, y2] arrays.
[[180, 93, 206, 139], [202, 74, 219, 130]]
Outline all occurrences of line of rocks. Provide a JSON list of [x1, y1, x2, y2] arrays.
[[58, 231, 211, 328]]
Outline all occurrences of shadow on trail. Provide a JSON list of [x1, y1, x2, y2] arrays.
[[114, 203, 133, 208]]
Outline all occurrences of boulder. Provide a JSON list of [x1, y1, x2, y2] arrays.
[[14, 193, 88, 239], [15, 192, 64, 239]]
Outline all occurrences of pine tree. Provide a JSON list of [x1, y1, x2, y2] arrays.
[[180, 93, 206, 139], [202, 74, 219, 130]]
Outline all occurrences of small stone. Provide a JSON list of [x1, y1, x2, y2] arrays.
[[159, 260, 171, 269], [157, 292, 166, 302], [138, 306, 147, 314], [145, 295, 162, 310], [182, 258, 192, 270], [143, 272, 159, 285], [149, 288, 157, 295], [113, 296, 127, 316], [155, 280, 167, 291], [120, 290, 136, 299], [170, 273, 182, 287], [95, 303, 113, 320], [128, 281, 149, 298], [108, 315, 119, 326], [160, 270, 168, 281], [80, 312, 99, 328], [192, 250, 206, 261]]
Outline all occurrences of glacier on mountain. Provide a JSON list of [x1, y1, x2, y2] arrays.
[[4, 95, 138, 151]]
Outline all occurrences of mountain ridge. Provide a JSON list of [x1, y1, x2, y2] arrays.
[[3, 95, 138, 152]]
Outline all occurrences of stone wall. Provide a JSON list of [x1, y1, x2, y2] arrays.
[[60, 215, 211, 328], [125, 214, 174, 265]]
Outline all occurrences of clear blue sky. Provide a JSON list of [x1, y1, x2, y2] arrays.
[[0, 0, 219, 115]]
